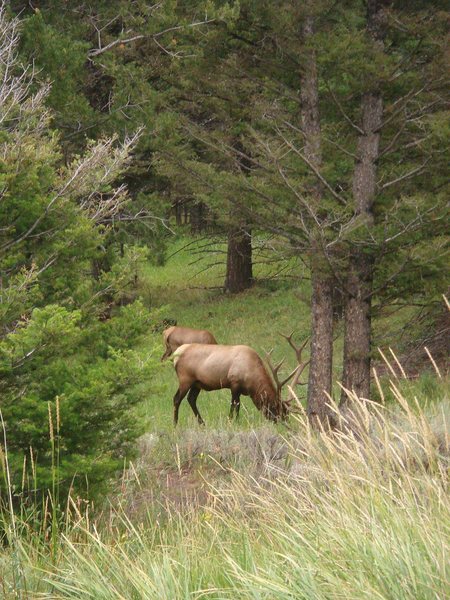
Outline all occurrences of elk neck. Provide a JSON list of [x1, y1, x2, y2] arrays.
[[252, 373, 278, 410]]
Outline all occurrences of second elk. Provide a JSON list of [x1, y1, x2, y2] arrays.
[[161, 325, 217, 361], [171, 332, 309, 425]]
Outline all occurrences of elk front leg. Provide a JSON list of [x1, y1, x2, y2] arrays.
[[161, 346, 172, 361], [229, 390, 241, 420], [187, 386, 204, 425]]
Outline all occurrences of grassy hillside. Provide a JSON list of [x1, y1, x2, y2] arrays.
[[139, 235, 444, 431], [1, 387, 448, 599], [140, 235, 314, 431]]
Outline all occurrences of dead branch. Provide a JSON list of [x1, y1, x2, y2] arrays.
[[277, 123, 347, 206], [380, 158, 430, 190], [88, 20, 215, 58], [325, 82, 364, 135]]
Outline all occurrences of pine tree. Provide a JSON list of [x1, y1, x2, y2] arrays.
[[0, 4, 157, 500]]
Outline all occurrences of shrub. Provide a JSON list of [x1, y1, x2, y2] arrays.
[[0, 301, 158, 501]]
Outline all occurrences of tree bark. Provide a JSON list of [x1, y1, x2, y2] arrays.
[[341, 1, 384, 403], [300, 14, 335, 427], [341, 250, 374, 401], [307, 265, 335, 427], [190, 201, 206, 234], [224, 226, 253, 293]]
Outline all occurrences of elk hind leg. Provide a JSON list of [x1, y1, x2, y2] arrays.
[[173, 384, 190, 426], [161, 348, 171, 361], [187, 386, 204, 425]]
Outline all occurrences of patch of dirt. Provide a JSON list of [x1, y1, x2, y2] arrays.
[[118, 428, 290, 521]]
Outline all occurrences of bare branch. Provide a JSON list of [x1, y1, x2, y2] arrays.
[[323, 135, 358, 160], [88, 19, 216, 58], [277, 122, 347, 206], [0, 131, 141, 256], [378, 121, 407, 158], [325, 82, 364, 135], [380, 159, 430, 190]]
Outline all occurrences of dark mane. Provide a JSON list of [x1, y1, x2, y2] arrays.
[[253, 367, 278, 409]]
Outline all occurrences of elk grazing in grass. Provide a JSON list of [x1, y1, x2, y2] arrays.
[[171, 332, 309, 425], [161, 326, 217, 361]]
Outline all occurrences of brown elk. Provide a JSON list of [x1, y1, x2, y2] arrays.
[[161, 326, 217, 361], [171, 332, 309, 425]]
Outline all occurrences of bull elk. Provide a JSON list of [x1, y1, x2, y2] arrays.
[[161, 326, 217, 361], [171, 332, 309, 425]]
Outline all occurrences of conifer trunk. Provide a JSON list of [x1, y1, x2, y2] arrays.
[[190, 201, 206, 234], [301, 14, 335, 427], [341, 1, 384, 403], [224, 226, 253, 293], [341, 251, 375, 401], [308, 266, 334, 425]]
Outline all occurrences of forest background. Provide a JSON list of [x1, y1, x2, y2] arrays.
[[0, 1, 448, 597]]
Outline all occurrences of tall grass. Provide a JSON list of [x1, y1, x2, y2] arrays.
[[0, 375, 448, 599]]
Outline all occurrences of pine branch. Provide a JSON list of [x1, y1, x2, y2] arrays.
[[325, 83, 364, 135], [277, 123, 347, 206], [322, 135, 358, 160]]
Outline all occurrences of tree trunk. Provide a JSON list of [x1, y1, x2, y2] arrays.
[[341, 1, 384, 404], [190, 201, 206, 234], [224, 226, 253, 293], [300, 13, 335, 427], [307, 265, 335, 427], [174, 200, 182, 226], [341, 252, 374, 401]]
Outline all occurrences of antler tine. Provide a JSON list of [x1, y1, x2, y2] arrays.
[[277, 332, 310, 389], [278, 334, 311, 413], [282, 358, 311, 412], [279, 358, 310, 389], [264, 349, 285, 388], [279, 331, 310, 362], [279, 330, 296, 355]]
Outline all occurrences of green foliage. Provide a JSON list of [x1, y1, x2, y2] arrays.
[[2, 0, 446, 509], [16, 1, 179, 264], [151, 0, 449, 321], [20, 10, 93, 135], [0, 302, 157, 498], [0, 7, 158, 503]]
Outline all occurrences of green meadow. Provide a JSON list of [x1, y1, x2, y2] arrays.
[[141, 236, 312, 432], [140, 236, 443, 432]]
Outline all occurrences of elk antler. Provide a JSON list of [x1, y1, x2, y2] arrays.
[[279, 331, 309, 363], [265, 333, 310, 393], [264, 349, 285, 391], [279, 332, 311, 413], [279, 331, 310, 389]]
